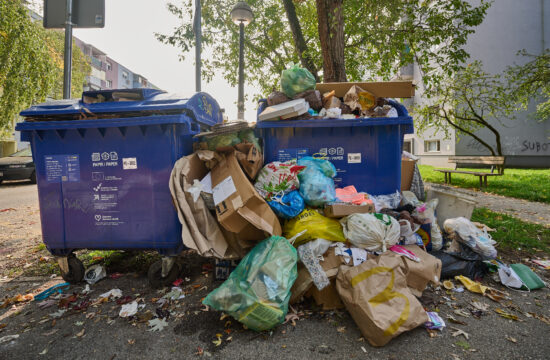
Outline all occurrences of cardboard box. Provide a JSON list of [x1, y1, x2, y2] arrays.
[[307, 280, 344, 310], [290, 248, 347, 304], [324, 201, 375, 218], [316, 81, 415, 99], [210, 153, 282, 245], [401, 159, 416, 191]]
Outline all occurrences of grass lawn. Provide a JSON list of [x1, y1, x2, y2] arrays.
[[471, 208, 550, 254], [419, 165, 550, 204]]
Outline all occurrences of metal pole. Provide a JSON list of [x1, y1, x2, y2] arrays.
[[63, 0, 73, 99], [237, 22, 245, 120], [195, 0, 201, 92]]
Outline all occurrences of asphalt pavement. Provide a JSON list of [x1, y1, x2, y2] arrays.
[[0, 183, 549, 359]]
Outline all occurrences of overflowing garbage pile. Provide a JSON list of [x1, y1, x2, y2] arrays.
[[258, 64, 398, 121], [163, 66, 545, 347]]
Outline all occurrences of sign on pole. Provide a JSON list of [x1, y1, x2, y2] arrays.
[[44, 0, 105, 29]]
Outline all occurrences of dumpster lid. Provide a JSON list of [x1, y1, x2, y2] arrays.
[[19, 89, 223, 127]]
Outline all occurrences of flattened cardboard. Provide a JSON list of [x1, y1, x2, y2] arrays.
[[233, 143, 263, 180], [211, 153, 282, 244], [316, 81, 415, 98], [290, 248, 346, 304], [308, 280, 344, 310], [324, 202, 375, 218], [401, 159, 416, 191]]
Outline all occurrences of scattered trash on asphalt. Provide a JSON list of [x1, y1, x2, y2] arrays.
[[119, 301, 138, 317], [34, 283, 70, 301], [84, 264, 106, 285]]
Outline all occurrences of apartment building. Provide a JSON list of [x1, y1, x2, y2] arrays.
[[405, 0, 549, 168]]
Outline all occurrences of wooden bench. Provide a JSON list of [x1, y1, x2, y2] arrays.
[[434, 156, 505, 188]]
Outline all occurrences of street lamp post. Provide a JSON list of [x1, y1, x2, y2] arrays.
[[230, 2, 253, 121]]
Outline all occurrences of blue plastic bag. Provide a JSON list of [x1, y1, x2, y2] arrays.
[[268, 190, 305, 219], [297, 157, 336, 207]]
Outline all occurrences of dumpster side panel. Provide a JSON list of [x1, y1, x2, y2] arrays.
[[28, 121, 192, 256], [260, 124, 405, 195]]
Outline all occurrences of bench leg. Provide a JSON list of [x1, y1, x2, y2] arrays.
[[448, 173, 451, 184], [444, 172, 447, 183], [479, 176, 483, 189], [484, 175, 488, 187]]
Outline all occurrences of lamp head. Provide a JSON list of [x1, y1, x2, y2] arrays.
[[230, 2, 254, 26]]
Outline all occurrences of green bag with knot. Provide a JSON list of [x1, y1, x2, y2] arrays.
[[281, 64, 316, 98]]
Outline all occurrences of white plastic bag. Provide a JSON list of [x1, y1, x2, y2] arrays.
[[413, 199, 443, 251], [443, 217, 497, 259], [340, 213, 400, 252]]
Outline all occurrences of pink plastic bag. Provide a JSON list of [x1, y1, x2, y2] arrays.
[[335, 185, 369, 205]]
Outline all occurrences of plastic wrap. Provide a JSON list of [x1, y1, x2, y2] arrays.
[[443, 217, 497, 259]]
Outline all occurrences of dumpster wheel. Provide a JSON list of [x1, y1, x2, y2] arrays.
[[60, 255, 85, 284], [148, 260, 181, 289]]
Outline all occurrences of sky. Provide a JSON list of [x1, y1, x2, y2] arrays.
[[42, 0, 260, 122]]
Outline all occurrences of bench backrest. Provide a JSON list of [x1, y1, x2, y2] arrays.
[[448, 156, 505, 165]]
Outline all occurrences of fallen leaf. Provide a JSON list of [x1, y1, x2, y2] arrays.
[[470, 301, 489, 312], [226, 336, 232, 342], [49, 309, 66, 318], [200, 304, 209, 312], [127, 339, 135, 345], [0, 323, 7, 330], [361, 346, 367, 353], [212, 333, 222, 347], [505, 335, 517, 343], [148, 318, 168, 332], [454, 309, 470, 318], [337, 326, 346, 333], [75, 321, 84, 326], [527, 312, 550, 325], [443, 280, 455, 290], [42, 329, 58, 336], [39, 348, 48, 355], [224, 320, 232, 328], [220, 313, 229, 321], [455, 340, 470, 350], [446, 315, 467, 326], [494, 308, 519, 321], [450, 354, 461, 360], [75, 329, 85, 338], [281, 345, 287, 349], [485, 288, 509, 302], [451, 327, 470, 340]]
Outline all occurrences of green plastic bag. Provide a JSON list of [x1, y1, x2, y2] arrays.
[[281, 64, 316, 98], [203, 236, 297, 331], [510, 263, 546, 290]]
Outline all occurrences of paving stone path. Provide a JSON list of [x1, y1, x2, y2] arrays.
[[425, 182, 550, 227]]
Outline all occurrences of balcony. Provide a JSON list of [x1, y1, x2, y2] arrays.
[[90, 57, 103, 70]]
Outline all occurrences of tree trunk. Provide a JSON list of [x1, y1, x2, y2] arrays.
[[282, 0, 319, 82], [316, 0, 346, 82]]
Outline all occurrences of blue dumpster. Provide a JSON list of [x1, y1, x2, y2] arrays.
[[16, 89, 222, 285], [256, 100, 413, 195]]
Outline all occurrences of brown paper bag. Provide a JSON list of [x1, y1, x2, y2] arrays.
[[233, 143, 263, 180], [398, 245, 442, 297], [336, 255, 429, 347]]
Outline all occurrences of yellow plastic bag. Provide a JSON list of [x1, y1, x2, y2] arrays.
[[283, 209, 346, 247]]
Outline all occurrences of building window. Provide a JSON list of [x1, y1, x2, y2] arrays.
[[122, 71, 128, 79], [403, 140, 413, 154], [106, 62, 112, 71], [106, 80, 112, 88], [424, 140, 441, 153]]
